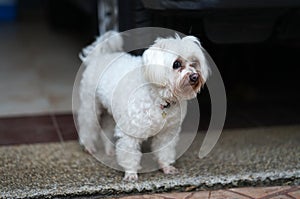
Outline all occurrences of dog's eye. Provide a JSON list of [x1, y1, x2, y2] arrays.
[[173, 60, 181, 69]]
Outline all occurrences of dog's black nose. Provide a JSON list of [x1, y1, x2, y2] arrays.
[[189, 73, 199, 83]]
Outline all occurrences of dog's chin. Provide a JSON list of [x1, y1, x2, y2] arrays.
[[173, 76, 202, 100], [181, 86, 198, 100]]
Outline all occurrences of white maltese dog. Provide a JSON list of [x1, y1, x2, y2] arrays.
[[78, 31, 210, 181]]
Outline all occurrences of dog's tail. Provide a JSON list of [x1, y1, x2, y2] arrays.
[[79, 31, 123, 62]]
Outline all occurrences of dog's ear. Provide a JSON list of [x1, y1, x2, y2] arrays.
[[183, 36, 211, 82], [142, 46, 170, 86]]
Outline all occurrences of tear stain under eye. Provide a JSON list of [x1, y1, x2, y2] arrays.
[[194, 73, 205, 90], [178, 65, 185, 73], [189, 72, 205, 91], [190, 62, 199, 68]]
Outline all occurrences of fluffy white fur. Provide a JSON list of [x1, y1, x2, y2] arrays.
[[78, 31, 210, 181]]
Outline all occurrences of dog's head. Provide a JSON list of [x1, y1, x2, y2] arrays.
[[143, 35, 210, 100]]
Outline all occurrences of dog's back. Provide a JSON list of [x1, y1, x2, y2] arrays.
[[79, 31, 123, 62]]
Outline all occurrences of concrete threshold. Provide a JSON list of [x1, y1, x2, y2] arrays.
[[0, 125, 299, 198]]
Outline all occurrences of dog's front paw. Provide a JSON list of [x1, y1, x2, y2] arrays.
[[104, 143, 115, 156], [162, 165, 178, 175], [80, 140, 97, 154], [123, 172, 138, 182]]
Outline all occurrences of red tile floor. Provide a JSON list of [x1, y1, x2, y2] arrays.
[[0, 114, 77, 145], [117, 186, 300, 199]]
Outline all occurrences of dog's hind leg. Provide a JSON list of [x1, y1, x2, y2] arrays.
[[77, 102, 102, 154], [99, 112, 116, 156], [77, 91, 102, 154]]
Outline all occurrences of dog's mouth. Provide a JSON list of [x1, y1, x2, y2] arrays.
[[173, 73, 204, 100], [184, 72, 203, 91]]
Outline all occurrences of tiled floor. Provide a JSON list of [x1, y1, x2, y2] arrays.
[[0, 20, 82, 117], [1, 103, 299, 146], [0, 114, 77, 145], [116, 186, 300, 199]]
